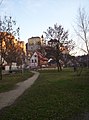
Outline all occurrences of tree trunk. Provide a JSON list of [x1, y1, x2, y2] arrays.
[[9, 63, 12, 73], [0, 66, 2, 80], [57, 60, 62, 72], [57, 62, 60, 72]]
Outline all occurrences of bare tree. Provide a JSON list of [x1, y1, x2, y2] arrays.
[[75, 8, 89, 67]]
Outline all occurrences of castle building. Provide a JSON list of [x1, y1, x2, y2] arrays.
[[27, 35, 46, 52]]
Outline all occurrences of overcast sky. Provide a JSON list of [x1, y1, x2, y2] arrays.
[[0, 0, 89, 55]]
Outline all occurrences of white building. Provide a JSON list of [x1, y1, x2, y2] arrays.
[[29, 51, 48, 69], [29, 52, 38, 69]]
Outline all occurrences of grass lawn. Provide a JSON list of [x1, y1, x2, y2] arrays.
[[0, 68, 89, 120], [0, 70, 34, 93]]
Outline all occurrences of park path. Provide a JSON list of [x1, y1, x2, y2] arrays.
[[0, 71, 39, 110]]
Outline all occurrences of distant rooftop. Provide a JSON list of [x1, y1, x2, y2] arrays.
[[29, 36, 40, 39]]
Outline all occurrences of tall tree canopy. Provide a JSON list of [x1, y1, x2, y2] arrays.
[[44, 23, 74, 71]]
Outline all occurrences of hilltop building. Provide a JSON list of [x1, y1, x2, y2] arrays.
[[27, 35, 46, 52]]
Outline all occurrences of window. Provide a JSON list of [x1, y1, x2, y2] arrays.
[[35, 59, 37, 63], [32, 59, 33, 63], [34, 55, 37, 57]]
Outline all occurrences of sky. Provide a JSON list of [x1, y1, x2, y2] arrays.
[[0, 0, 89, 55]]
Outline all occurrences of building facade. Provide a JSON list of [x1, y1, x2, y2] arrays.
[[29, 51, 48, 69], [27, 35, 46, 52]]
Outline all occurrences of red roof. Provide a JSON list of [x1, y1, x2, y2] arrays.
[[36, 51, 48, 61]]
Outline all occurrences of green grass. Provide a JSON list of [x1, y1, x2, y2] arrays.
[[0, 70, 34, 92], [0, 68, 89, 120]]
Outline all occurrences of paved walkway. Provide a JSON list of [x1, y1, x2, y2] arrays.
[[0, 71, 39, 110]]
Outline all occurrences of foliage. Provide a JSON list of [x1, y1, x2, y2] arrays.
[[44, 24, 74, 50], [0, 16, 25, 68], [44, 24, 68, 40], [0, 68, 89, 119], [0, 16, 19, 37], [44, 24, 75, 71]]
